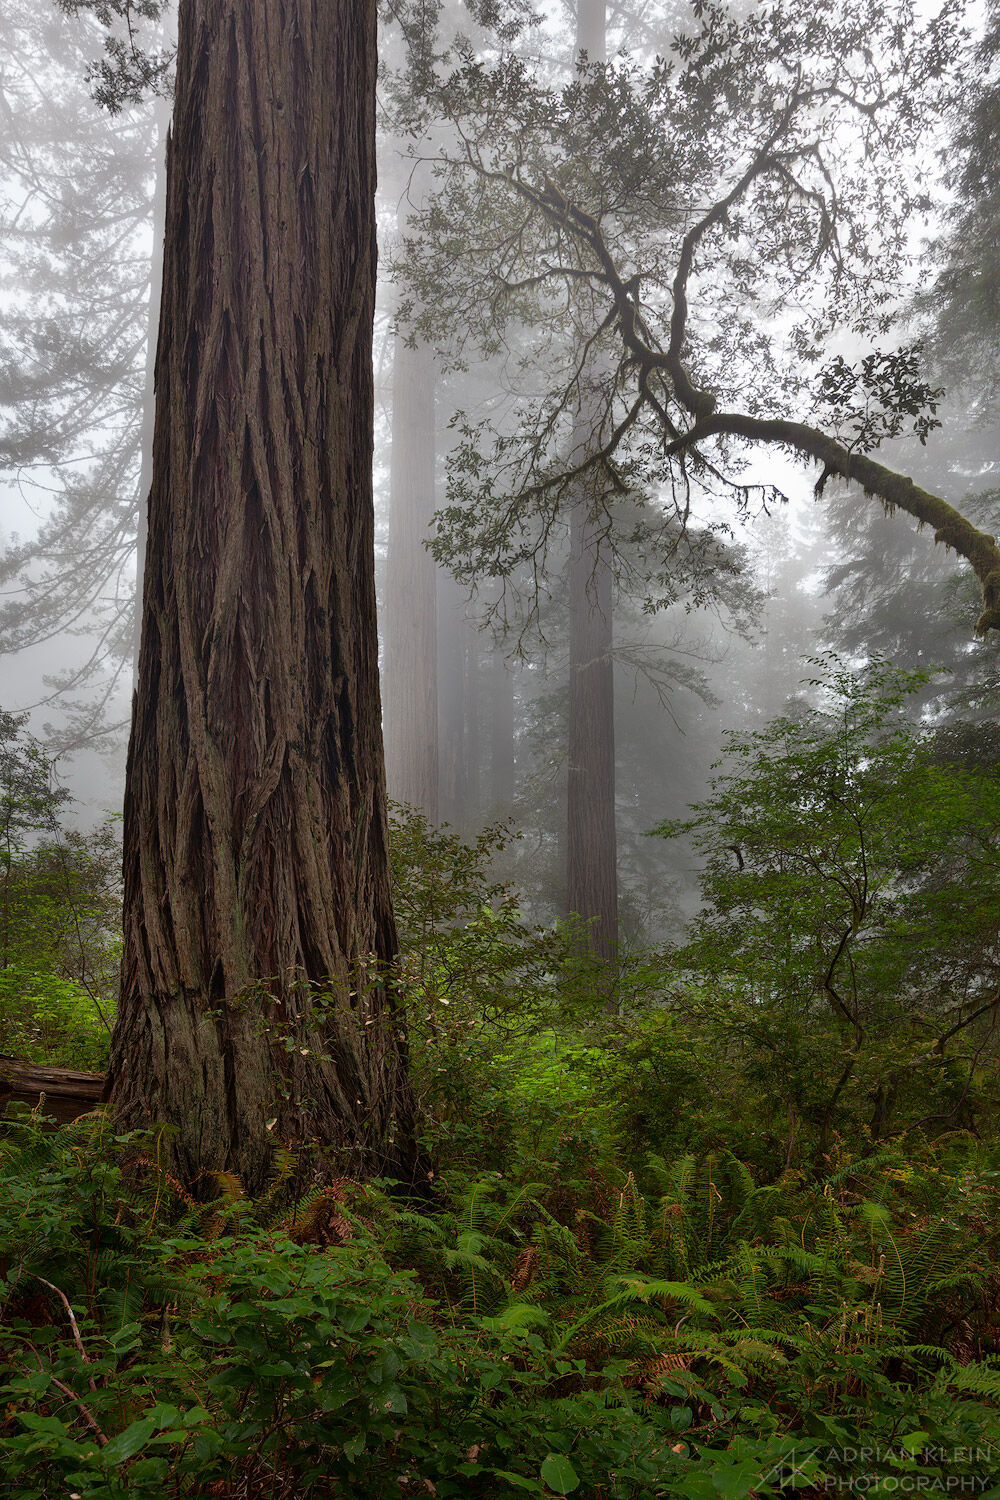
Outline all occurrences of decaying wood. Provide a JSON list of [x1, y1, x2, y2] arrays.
[[0, 1056, 105, 1124]]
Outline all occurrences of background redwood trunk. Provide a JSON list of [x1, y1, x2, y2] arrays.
[[384, 321, 439, 821], [490, 645, 515, 812], [565, 0, 618, 973], [438, 572, 474, 828], [108, 0, 416, 1192], [567, 495, 618, 965]]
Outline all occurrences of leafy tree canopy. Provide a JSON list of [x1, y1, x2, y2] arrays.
[[396, 0, 1000, 634]]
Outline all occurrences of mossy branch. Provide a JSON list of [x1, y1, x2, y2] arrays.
[[666, 411, 1000, 636]]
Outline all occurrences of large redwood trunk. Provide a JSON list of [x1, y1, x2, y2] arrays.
[[108, 0, 417, 1192]]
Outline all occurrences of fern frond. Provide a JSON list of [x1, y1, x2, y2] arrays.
[[609, 1276, 716, 1316], [947, 1360, 1000, 1398]]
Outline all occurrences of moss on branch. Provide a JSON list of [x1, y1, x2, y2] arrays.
[[673, 411, 1000, 637]]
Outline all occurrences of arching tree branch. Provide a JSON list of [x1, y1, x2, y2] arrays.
[[456, 150, 1000, 636], [666, 411, 1000, 636]]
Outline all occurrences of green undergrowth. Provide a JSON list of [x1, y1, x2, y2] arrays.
[[5, 671, 1000, 1495], [2, 1110, 999, 1499]]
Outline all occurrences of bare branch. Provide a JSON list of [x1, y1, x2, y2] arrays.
[[30, 1276, 96, 1390]]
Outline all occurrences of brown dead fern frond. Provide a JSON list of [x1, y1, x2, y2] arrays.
[[625, 1348, 693, 1388], [284, 1181, 356, 1246], [511, 1245, 540, 1293]]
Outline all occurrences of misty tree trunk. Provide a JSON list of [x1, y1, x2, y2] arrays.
[[567, 500, 617, 963], [383, 310, 439, 821], [491, 646, 515, 810], [132, 98, 171, 674], [565, 0, 618, 967], [464, 631, 483, 813], [108, 0, 417, 1193], [438, 572, 471, 827]]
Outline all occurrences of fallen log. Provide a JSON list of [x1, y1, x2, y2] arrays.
[[0, 1055, 106, 1124]]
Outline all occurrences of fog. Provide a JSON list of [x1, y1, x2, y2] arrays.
[[2, 0, 998, 942]]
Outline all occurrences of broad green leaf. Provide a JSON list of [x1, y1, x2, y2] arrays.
[[338, 1306, 371, 1334], [540, 1453, 579, 1495], [102, 1417, 157, 1465], [492, 1473, 545, 1495], [343, 1432, 366, 1460], [377, 1385, 408, 1415]]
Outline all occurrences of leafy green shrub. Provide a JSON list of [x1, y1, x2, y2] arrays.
[[388, 808, 680, 1181], [0, 1112, 694, 1498], [0, 965, 111, 1070], [652, 656, 1000, 1155], [0, 710, 119, 1069], [390, 808, 569, 1172]]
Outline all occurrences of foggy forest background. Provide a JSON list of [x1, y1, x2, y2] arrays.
[[7, 0, 996, 943]]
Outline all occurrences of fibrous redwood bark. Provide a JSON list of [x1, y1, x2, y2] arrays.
[[108, 0, 417, 1192]]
